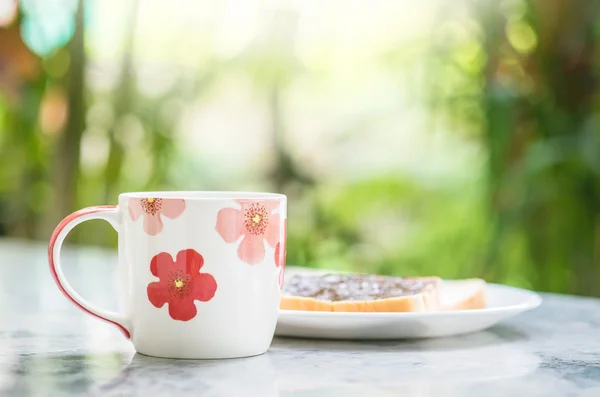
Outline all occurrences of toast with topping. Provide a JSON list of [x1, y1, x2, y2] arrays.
[[280, 273, 442, 312], [280, 273, 486, 312]]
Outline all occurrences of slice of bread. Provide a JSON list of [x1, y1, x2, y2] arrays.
[[280, 273, 487, 312], [441, 278, 486, 311], [280, 273, 442, 312]]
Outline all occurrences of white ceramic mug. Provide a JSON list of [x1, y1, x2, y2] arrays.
[[48, 191, 287, 359]]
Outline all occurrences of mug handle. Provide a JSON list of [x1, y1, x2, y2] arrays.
[[48, 206, 131, 338]]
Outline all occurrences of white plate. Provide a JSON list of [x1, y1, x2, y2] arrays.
[[275, 282, 542, 340]]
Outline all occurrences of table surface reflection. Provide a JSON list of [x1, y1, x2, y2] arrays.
[[1, 239, 599, 397]]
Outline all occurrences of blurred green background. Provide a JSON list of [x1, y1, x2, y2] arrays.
[[1, 0, 599, 296]]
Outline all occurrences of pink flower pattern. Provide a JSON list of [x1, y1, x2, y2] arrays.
[[274, 219, 287, 289], [215, 200, 281, 265], [128, 197, 186, 236]]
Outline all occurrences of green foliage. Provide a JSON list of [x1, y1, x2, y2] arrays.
[[418, 0, 600, 295], [1, 0, 599, 296]]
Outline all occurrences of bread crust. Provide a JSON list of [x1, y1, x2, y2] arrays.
[[280, 294, 427, 312]]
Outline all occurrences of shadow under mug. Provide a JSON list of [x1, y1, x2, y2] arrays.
[[48, 191, 287, 359]]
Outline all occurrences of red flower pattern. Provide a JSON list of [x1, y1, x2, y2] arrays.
[[147, 249, 217, 321], [215, 200, 281, 265], [274, 219, 287, 289], [129, 197, 186, 236]]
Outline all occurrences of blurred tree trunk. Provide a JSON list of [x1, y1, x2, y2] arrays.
[[0, 23, 45, 239], [103, 0, 138, 203], [47, 0, 85, 236], [262, 9, 314, 193]]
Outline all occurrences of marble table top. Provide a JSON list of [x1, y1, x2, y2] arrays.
[[1, 239, 599, 396]]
